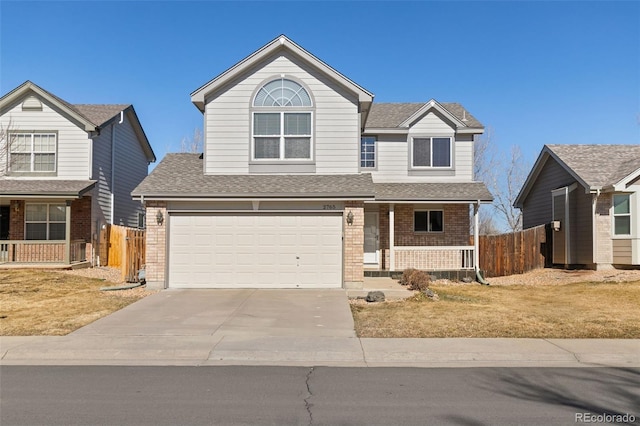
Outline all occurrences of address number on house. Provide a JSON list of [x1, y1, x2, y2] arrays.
[[323, 205, 338, 210]]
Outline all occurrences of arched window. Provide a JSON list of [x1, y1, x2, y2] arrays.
[[252, 78, 313, 161]]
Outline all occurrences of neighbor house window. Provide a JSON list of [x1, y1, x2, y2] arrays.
[[411, 137, 451, 168], [252, 78, 312, 161], [414, 210, 444, 232], [25, 203, 66, 240], [9, 133, 56, 173], [613, 194, 631, 236], [360, 136, 376, 168]]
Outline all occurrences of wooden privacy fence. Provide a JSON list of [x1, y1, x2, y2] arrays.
[[103, 224, 146, 282], [473, 224, 551, 277]]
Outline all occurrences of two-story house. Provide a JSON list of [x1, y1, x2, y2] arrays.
[[133, 35, 492, 289], [0, 81, 155, 266]]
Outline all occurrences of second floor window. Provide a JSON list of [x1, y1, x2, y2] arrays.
[[252, 78, 313, 161], [9, 133, 56, 173], [412, 137, 451, 168], [360, 136, 376, 168]]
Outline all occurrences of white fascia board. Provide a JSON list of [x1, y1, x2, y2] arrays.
[[0, 81, 97, 132], [613, 166, 640, 191], [399, 99, 467, 129], [362, 128, 409, 135], [457, 128, 485, 134], [190, 35, 374, 111], [133, 196, 375, 202]]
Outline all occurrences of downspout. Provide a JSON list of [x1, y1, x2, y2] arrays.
[[592, 189, 600, 269], [474, 201, 490, 285], [565, 186, 570, 266], [109, 111, 124, 225]]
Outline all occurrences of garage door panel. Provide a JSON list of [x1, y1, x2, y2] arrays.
[[169, 213, 342, 289]]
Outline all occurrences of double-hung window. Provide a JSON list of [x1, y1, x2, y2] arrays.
[[25, 203, 66, 240], [10, 133, 56, 173], [412, 137, 451, 168], [613, 194, 631, 236], [252, 78, 312, 161], [360, 136, 376, 168], [414, 210, 444, 233]]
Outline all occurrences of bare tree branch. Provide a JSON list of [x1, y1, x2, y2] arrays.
[[179, 128, 203, 153]]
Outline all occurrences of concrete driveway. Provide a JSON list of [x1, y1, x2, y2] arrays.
[[73, 288, 356, 338]]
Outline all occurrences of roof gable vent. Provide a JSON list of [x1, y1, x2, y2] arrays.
[[22, 95, 43, 111]]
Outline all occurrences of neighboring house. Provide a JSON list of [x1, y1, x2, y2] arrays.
[[0, 81, 155, 265], [515, 144, 640, 269], [133, 35, 492, 289]]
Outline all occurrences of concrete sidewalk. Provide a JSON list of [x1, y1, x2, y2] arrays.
[[1, 288, 638, 367], [2, 335, 638, 368]]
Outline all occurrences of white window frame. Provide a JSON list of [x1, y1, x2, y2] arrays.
[[9, 132, 57, 173], [612, 193, 631, 237], [413, 209, 444, 233], [360, 136, 376, 169], [410, 136, 452, 169], [251, 111, 313, 161], [25, 203, 66, 241]]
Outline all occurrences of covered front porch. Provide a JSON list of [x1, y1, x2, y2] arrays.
[[0, 180, 95, 266], [364, 182, 493, 276]]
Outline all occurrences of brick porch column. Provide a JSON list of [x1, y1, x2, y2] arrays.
[[343, 201, 364, 289], [145, 201, 167, 289]]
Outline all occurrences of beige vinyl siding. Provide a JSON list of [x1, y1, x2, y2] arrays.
[[521, 157, 576, 229], [204, 54, 359, 174], [612, 239, 632, 264], [1, 99, 90, 178]]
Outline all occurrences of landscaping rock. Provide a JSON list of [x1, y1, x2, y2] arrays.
[[365, 291, 385, 302], [423, 288, 440, 301], [462, 276, 473, 283]]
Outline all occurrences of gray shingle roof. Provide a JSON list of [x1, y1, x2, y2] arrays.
[[547, 144, 640, 188], [73, 104, 130, 127], [133, 154, 376, 198], [366, 102, 483, 129], [0, 179, 96, 196], [374, 182, 493, 202]]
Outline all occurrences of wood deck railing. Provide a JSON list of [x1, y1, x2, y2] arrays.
[[0, 240, 87, 264]]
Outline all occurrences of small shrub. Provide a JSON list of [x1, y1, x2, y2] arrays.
[[399, 268, 431, 291]]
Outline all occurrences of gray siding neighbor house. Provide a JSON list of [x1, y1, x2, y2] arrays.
[[515, 144, 640, 269], [133, 35, 492, 290], [0, 81, 156, 266]]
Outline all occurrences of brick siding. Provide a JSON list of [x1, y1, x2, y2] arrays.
[[343, 201, 364, 288], [144, 201, 167, 286]]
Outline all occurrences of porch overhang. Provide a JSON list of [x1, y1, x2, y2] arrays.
[[373, 182, 493, 203], [0, 180, 96, 199]]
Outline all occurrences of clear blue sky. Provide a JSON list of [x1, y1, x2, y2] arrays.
[[1, 1, 638, 168]]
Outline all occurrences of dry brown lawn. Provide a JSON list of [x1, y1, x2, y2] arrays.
[[0, 269, 152, 336], [352, 277, 640, 338]]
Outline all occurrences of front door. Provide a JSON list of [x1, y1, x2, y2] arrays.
[[364, 212, 379, 264], [0, 206, 9, 240]]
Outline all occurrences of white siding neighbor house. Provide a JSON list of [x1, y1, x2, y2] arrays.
[[133, 35, 492, 289], [515, 144, 640, 269], [0, 81, 155, 265]]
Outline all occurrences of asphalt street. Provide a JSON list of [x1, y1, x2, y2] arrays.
[[1, 366, 638, 426]]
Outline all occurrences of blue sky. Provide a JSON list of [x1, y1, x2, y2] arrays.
[[1, 1, 638, 168]]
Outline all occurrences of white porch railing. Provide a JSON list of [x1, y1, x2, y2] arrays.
[[0, 240, 86, 264], [393, 246, 475, 270]]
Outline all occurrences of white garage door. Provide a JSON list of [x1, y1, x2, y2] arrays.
[[168, 213, 343, 288]]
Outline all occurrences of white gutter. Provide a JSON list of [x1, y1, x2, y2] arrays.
[[592, 188, 600, 267]]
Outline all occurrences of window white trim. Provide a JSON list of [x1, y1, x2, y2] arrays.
[[360, 136, 376, 169], [612, 193, 631, 237], [410, 136, 452, 169], [413, 209, 444, 233], [251, 111, 313, 161], [9, 132, 57, 173]]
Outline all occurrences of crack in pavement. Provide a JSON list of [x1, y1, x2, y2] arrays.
[[304, 367, 315, 425]]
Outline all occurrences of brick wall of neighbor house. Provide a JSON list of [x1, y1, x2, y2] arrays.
[[70, 196, 92, 242], [145, 201, 167, 288], [9, 200, 24, 240], [379, 203, 470, 270], [595, 193, 613, 266], [343, 201, 364, 288]]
